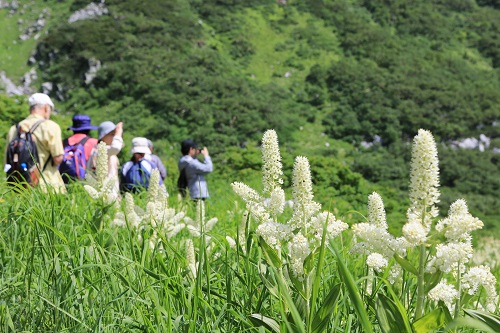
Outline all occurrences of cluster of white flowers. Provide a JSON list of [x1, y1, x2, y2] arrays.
[[402, 220, 428, 246], [388, 265, 402, 285], [268, 187, 285, 216], [351, 192, 406, 284], [112, 193, 141, 228], [185, 239, 197, 279], [310, 212, 348, 247], [462, 265, 498, 312], [352, 223, 396, 258], [231, 182, 271, 224], [289, 234, 311, 280], [427, 241, 473, 273], [261, 130, 283, 194], [366, 253, 388, 273], [256, 221, 292, 250], [402, 129, 440, 245], [232, 130, 347, 281], [367, 192, 387, 228], [289, 156, 322, 230], [435, 199, 483, 242], [428, 282, 459, 312], [350, 129, 497, 317], [112, 170, 186, 249], [84, 142, 119, 204]]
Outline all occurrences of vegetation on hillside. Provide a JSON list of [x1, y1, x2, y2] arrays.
[[0, 0, 499, 224]]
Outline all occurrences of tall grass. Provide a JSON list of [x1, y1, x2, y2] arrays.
[[1, 131, 500, 332]]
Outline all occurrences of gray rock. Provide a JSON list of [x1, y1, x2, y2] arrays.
[[41, 82, 53, 94], [85, 58, 102, 85], [68, 2, 109, 24], [0, 71, 23, 96], [21, 67, 37, 94]]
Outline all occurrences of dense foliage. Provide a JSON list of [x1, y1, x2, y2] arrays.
[[0, 0, 499, 223]]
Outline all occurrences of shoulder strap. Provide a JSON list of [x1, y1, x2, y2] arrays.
[[29, 119, 46, 134], [63, 136, 90, 149], [78, 136, 90, 146]]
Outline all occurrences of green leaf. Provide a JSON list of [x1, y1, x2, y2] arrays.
[[311, 283, 341, 333], [424, 271, 443, 293], [330, 241, 374, 333], [259, 236, 282, 268], [463, 308, 500, 332], [258, 263, 279, 298], [446, 317, 498, 333], [309, 217, 330, 332], [249, 314, 281, 333], [303, 248, 316, 275], [376, 294, 413, 333], [143, 267, 160, 280], [413, 307, 448, 333], [287, 265, 307, 299], [393, 254, 418, 276], [271, 267, 306, 333]]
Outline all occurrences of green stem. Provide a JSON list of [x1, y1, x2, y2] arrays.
[[305, 273, 311, 333], [454, 262, 461, 319], [415, 244, 426, 319]]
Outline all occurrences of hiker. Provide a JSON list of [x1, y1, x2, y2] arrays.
[[121, 137, 162, 193], [87, 121, 124, 195], [59, 114, 98, 183], [4, 93, 65, 193], [178, 139, 212, 200], [147, 139, 167, 181]]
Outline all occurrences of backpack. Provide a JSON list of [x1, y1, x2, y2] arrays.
[[177, 167, 188, 197], [59, 136, 90, 183], [6, 120, 45, 187], [122, 159, 153, 193]]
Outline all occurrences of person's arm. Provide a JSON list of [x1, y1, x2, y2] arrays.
[[49, 122, 64, 166], [107, 136, 123, 156], [155, 156, 167, 179], [52, 154, 63, 166], [190, 148, 213, 174], [107, 122, 123, 156]]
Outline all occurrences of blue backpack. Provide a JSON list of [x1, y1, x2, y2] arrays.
[[59, 136, 90, 183], [123, 159, 154, 192]]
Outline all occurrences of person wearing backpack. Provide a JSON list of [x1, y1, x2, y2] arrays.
[[4, 93, 65, 193], [146, 139, 167, 181], [177, 139, 212, 200], [121, 137, 162, 193], [59, 114, 98, 183]]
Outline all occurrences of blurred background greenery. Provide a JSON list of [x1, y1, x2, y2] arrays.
[[0, 0, 499, 234]]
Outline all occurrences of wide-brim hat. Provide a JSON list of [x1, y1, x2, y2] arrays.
[[130, 137, 151, 155], [98, 121, 116, 140], [68, 114, 98, 131]]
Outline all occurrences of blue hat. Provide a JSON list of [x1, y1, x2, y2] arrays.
[[98, 121, 116, 140], [68, 114, 98, 131]]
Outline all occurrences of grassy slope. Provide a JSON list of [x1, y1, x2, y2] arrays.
[[0, 1, 71, 82]]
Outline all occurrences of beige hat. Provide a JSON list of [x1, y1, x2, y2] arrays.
[[130, 137, 151, 154], [28, 93, 54, 108]]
